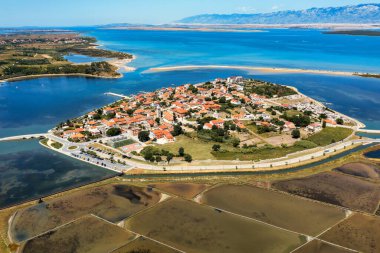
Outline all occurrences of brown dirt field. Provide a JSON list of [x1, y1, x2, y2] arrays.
[[21, 215, 136, 253], [10, 184, 160, 243], [150, 183, 209, 198], [125, 198, 306, 253], [111, 236, 180, 253], [319, 213, 380, 253], [293, 240, 356, 253], [334, 162, 380, 180], [201, 184, 346, 236], [272, 171, 380, 213]]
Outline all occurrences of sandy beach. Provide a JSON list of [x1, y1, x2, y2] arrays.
[[145, 65, 360, 76], [108, 57, 136, 72]]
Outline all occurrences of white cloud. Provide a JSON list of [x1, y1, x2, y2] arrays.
[[236, 6, 256, 13]]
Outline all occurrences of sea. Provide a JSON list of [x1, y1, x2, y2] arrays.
[[0, 28, 379, 207]]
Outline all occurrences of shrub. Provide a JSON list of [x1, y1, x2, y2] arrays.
[[291, 129, 301, 139], [184, 154, 192, 163], [106, 127, 121, 137], [138, 131, 150, 142]]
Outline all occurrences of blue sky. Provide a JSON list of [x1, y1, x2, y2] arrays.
[[1, 0, 379, 27]]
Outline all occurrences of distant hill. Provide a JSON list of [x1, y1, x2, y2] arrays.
[[178, 4, 380, 24]]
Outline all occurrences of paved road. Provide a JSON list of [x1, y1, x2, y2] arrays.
[[2, 132, 379, 173], [0, 133, 47, 142]]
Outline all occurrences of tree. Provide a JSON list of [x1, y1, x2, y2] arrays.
[[155, 156, 162, 163], [212, 144, 221, 151], [184, 154, 192, 163], [171, 125, 183, 136], [138, 131, 150, 142], [143, 152, 154, 161], [178, 147, 185, 156], [322, 120, 327, 128], [336, 118, 344, 125], [106, 127, 121, 137], [291, 129, 301, 139], [155, 117, 160, 124], [232, 138, 240, 147], [166, 153, 173, 164]]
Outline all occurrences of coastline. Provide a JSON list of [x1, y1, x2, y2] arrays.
[[0, 73, 122, 83], [108, 56, 136, 72], [0, 56, 136, 83], [145, 65, 363, 77]]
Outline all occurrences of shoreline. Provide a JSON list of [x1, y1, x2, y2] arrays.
[[145, 65, 367, 77], [0, 73, 122, 83], [0, 56, 136, 83], [107, 56, 136, 72]]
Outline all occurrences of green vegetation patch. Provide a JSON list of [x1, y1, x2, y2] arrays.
[[306, 127, 353, 146], [125, 198, 306, 253], [159, 135, 229, 160], [244, 79, 297, 98], [113, 139, 136, 148], [212, 145, 304, 161], [51, 141, 63, 149]]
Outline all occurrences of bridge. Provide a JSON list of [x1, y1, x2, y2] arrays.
[[104, 92, 131, 100], [0, 133, 47, 142]]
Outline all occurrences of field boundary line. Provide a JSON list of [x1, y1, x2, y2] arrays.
[[121, 194, 173, 222], [202, 202, 358, 253], [18, 214, 89, 243], [121, 227, 186, 253], [200, 202, 309, 237], [107, 236, 142, 253], [314, 210, 354, 239], [289, 239, 358, 253], [289, 239, 313, 253], [192, 182, 223, 202]]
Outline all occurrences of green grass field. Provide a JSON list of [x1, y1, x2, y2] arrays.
[[159, 135, 230, 160], [212, 145, 304, 161], [51, 141, 63, 149], [306, 127, 353, 146]]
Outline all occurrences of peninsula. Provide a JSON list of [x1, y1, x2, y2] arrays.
[[41, 76, 378, 174], [0, 33, 133, 81]]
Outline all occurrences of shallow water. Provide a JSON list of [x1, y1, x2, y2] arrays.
[[64, 54, 109, 63], [0, 140, 117, 208]]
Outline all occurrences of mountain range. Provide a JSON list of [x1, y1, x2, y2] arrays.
[[178, 3, 380, 24]]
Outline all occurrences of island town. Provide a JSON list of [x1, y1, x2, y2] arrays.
[[38, 75, 370, 172]]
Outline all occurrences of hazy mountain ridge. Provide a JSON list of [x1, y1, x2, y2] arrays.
[[178, 4, 380, 24]]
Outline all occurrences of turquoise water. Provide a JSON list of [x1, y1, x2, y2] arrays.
[[0, 28, 380, 207], [83, 28, 380, 73], [64, 54, 109, 63]]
